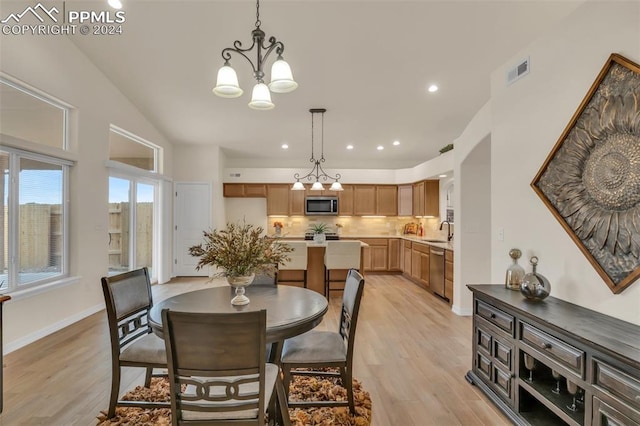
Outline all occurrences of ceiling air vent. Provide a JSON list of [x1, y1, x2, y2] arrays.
[[507, 57, 530, 86], [229, 173, 241, 177]]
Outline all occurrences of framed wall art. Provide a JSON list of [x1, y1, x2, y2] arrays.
[[532, 53, 640, 294]]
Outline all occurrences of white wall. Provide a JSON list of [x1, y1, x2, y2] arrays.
[[490, 1, 640, 324], [1, 29, 174, 352]]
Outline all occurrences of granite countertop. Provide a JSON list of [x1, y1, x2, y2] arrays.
[[271, 234, 452, 251]]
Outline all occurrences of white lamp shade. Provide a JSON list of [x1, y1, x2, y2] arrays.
[[329, 181, 343, 191], [292, 181, 305, 190], [248, 83, 275, 110], [213, 65, 243, 98], [311, 181, 324, 191], [269, 59, 298, 93]]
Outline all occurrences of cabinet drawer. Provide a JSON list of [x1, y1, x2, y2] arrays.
[[445, 249, 453, 262], [593, 396, 640, 426], [412, 242, 430, 254], [594, 360, 640, 411], [475, 300, 514, 335], [404, 240, 412, 249], [360, 238, 388, 246], [520, 322, 584, 377]]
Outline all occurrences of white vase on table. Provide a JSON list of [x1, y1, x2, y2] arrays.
[[227, 274, 255, 305]]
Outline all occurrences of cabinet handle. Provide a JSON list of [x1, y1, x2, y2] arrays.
[[542, 343, 552, 349]]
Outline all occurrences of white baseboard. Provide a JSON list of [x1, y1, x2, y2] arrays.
[[4, 303, 104, 355], [452, 304, 472, 316]]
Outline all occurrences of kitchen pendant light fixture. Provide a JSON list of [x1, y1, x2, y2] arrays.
[[292, 108, 343, 191], [212, 0, 297, 110]]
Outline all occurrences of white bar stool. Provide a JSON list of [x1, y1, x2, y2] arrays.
[[324, 241, 361, 297], [278, 241, 308, 287]]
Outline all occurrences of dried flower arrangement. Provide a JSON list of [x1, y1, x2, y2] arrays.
[[188, 221, 292, 278]]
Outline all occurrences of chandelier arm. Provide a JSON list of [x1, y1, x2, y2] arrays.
[[222, 43, 260, 75], [316, 162, 340, 182], [260, 37, 285, 64]]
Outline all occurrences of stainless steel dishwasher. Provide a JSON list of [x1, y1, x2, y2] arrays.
[[429, 247, 445, 298]]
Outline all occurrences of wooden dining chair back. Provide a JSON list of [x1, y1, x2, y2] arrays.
[[101, 267, 168, 418], [280, 268, 365, 414], [161, 309, 291, 426]]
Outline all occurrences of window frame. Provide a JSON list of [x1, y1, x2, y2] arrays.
[[109, 125, 161, 174], [1, 146, 72, 293]]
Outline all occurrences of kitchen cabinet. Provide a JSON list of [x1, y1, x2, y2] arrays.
[[412, 180, 439, 217], [354, 185, 376, 215], [338, 185, 354, 216], [388, 239, 401, 271], [445, 249, 454, 303], [410, 242, 430, 288], [266, 184, 290, 215], [289, 189, 305, 216], [397, 184, 413, 216], [467, 285, 640, 426], [403, 240, 412, 273], [376, 185, 398, 216], [360, 238, 389, 272], [223, 183, 267, 197]]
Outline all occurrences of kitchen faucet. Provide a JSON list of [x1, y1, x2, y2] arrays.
[[440, 220, 453, 241]]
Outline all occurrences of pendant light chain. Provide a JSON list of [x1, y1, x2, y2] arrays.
[[310, 111, 316, 162], [320, 112, 325, 161], [255, 0, 261, 28]]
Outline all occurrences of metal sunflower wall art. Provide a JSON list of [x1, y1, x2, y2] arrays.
[[532, 53, 640, 294]]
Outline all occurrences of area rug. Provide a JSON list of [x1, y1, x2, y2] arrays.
[[96, 374, 371, 426]]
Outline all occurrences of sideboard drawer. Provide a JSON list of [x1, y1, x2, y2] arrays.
[[594, 360, 640, 411], [476, 300, 514, 335], [520, 322, 584, 377]]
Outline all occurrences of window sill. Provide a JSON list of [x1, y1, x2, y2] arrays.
[[1, 276, 81, 301]]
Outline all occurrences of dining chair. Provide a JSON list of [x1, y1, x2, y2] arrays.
[[324, 241, 361, 297], [280, 268, 365, 414], [252, 269, 278, 286], [161, 308, 291, 426], [101, 267, 169, 418], [278, 241, 308, 287]]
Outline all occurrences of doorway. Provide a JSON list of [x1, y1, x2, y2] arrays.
[[174, 182, 211, 276]]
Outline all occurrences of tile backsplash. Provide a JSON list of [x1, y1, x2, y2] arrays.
[[268, 216, 452, 240]]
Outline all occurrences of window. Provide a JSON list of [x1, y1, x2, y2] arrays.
[[0, 77, 71, 293], [109, 126, 159, 173], [1, 148, 71, 292], [0, 79, 67, 150]]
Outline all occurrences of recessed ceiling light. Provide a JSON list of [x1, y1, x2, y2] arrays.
[[439, 174, 447, 178], [346, 144, 354, 150], [281, 144, 289, 149], [393, 140, 400, 146], [428, 84, 439, 93], [108, 0, 123, 9], [377, 145, 384, 151]]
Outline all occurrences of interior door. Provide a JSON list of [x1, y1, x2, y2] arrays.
[[174, 182, 210, 276]]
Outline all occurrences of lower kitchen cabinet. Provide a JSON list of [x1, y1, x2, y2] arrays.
[[360, 238, 389, 272], [445, 249, 454, 302], [388, 239, 401, 271], [403, 240, 412, 273], [466, 285, 640, 426]]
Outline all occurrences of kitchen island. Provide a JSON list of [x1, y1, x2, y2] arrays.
[[277, 240, 368, 295]]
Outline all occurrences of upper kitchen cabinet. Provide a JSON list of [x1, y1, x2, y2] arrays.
[[289, 189, 305, 216], [354, 185, 398, 216], [397, 184, 413, 216], [266, 184, 290, 215], [376, 185, 398, 216], [412, 180, 439, 217], [353, 185, 376, 215], [223, 183, 267, 198], [338, 185, 354, 216]]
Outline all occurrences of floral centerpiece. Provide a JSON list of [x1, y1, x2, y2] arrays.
[[273, 221, 284, 236], [189, 221, 292, 305]]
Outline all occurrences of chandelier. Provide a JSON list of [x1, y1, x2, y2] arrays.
[[212, 0, 298, 110], [292, 109, 343, 191]]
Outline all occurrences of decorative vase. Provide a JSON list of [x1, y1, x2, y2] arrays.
[[313, 233, 326, 244], [520, 256, 551, 301], [227, 273, 255, 306], [505, 248, 525, 291], [274, 226, 282, 237]]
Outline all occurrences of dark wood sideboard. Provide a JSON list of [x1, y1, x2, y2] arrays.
[[466, 285, 640, 426], [0, 295, 10, 413]]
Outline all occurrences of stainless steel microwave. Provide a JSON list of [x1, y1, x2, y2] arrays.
[[305, 196, 338, 215]]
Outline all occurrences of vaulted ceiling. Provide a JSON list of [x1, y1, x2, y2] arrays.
[[69, 0, 581, 169]]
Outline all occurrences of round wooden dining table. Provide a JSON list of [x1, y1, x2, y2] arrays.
[[148, 285, 328, 362]]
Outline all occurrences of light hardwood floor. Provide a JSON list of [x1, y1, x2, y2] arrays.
[[1, 274, 509, 425]]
